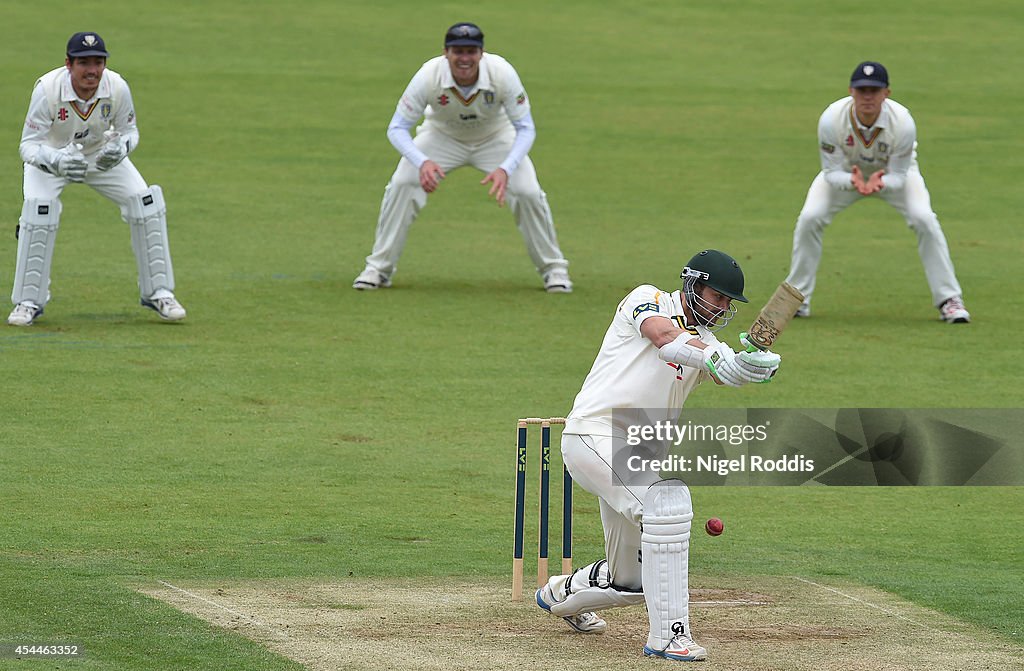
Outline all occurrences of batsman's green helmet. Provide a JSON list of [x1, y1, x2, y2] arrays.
[[681, 250, 748, 303]]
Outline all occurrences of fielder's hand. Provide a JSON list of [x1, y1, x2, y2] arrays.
[[57, 143, 87, 182], [419, 160, 445, 193], [480, 168, 508, 207], [851, 165, 883, 196], [865, 169, 885, 194], [96, 130, 127, 172]]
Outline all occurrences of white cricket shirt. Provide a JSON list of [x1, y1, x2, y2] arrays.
[[816, 96, 918, 192], [395, 53, 530, 143], [565, 285, 718, 438], [20, 66, 139, 169]]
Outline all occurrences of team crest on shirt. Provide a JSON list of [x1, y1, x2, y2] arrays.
[[878, 142, 889, 153], [633, 302, 660, 319], [516, 92, 526, 105], [101, 103, 112, 119], [438, 93, 450, 106], [484, 91, 494, 105], [57, 108, 69, 122]]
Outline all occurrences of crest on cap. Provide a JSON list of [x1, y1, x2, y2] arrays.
[[863, 65, 874, 76]]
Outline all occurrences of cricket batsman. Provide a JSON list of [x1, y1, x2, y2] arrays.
[[536, 250, 781, 662]]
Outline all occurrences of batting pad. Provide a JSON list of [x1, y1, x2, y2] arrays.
[[548, 560, 645, 617], [641, 479, 693, 650], [12, 199, 61, 306], [126, 185, 175, 297]]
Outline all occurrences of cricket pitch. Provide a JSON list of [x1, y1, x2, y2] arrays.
[[141, 575, 1023, 670]]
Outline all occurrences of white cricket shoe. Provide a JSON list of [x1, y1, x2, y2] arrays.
[[795, 303, 811, 318], [535, 584, 607, 634], [939, 296, 970, 324], [352, 267, 392, 290], [141, 295, 187, 321], [644, 632, 708, 662], [543, 269, 573, 293], [7, 302, 43, 326]]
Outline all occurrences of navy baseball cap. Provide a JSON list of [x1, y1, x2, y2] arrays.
[[67, 32, 109, 58], [445, 22, 484, 48], [850, 61, 888, 88]]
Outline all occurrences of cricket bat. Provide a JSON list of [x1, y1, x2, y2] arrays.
[[743, 282, 805, 351]]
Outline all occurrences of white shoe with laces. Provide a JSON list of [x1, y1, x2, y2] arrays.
[[543, 269, 573, 293], [352, 267, 392, 290], [644, 631, 708, 662], [7, 301, 43, 326], [535, 584, 607, 634], [939, 296, 970, 323], [141, 295, 187, 321]]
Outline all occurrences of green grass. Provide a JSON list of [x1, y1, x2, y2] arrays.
[[0, 1, 1022, 667]]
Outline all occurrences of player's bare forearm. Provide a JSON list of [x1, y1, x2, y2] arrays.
[[640, 316, 704, 349]]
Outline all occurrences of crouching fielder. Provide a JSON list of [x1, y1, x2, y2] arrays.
[[9, 31, 185, 326], [535, 250, 781, 662]]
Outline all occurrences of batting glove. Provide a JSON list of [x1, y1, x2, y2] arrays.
[[737, 348, 781, 383], [702, 342, 746, 387]]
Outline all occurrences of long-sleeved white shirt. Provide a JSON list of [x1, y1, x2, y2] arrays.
[[20, 66, 139, 174], [816, 96, 918, 192], [385, 52, 536, 175]]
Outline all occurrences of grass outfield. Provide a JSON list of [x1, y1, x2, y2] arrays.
[[1, 1, 1022, 668]]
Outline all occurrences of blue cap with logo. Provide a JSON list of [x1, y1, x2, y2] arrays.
[[850, 61, 888, 88], [67, 32, 109, 58], [445, 23, 484, 48]]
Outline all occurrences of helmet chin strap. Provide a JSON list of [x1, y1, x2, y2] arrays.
[[682, 275, 736, 332]]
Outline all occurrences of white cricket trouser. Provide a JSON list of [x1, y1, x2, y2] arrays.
[[785, 167, 962, 308], [23, 159, 147, 218], [363, 127, 569, 278], [15, 160, 165, 307], [560, 433, 663, 592]]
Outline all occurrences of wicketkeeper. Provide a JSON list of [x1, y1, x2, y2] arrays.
[[537, 250, 781, 662], [10, 31, 185, 326]]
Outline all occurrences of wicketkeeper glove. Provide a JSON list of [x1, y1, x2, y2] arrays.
[[56, 143, 87, 182], [95, 130, 128, 172]]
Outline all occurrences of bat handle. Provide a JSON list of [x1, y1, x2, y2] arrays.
[[739, 331, 767, 353]]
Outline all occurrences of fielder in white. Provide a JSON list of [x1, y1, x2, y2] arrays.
[[536, 250, 781, 662], [9, 32, 185, 326], [353, 22, 571, 293], [784, 61, 969, 323]]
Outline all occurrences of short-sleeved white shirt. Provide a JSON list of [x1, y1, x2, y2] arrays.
[[817, 96, 918, 189], [394, 53, 530, 143], [565, 285, 718, 437]]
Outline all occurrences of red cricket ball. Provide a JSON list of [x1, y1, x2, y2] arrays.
[[705, 517, 724, 536]]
